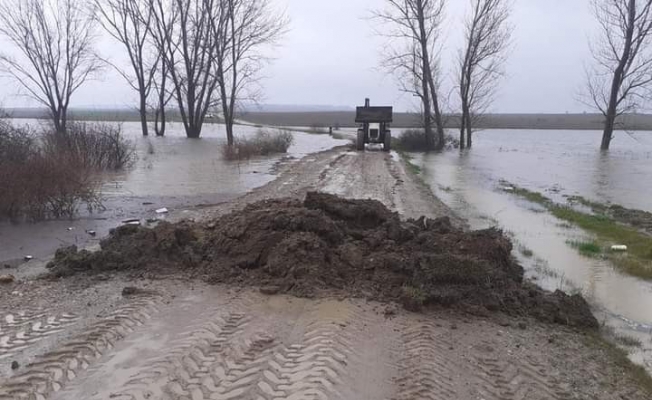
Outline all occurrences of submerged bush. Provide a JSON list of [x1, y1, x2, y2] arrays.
[[395, 129, 460, 151], [222, 129, 294, 160], [0, 121, 133, 220], [395, 129, 428, 151], [42, 122, 135, 170]]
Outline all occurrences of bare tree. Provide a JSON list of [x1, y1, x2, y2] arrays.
[[375, 0, 446, 151], [215, 0, 287, 146], [458, 0, 511, 149], [0, 0, 101, 133], [149, 0, 222, 138], [94, 0, 159, 137], [584, 0, 652, 150]]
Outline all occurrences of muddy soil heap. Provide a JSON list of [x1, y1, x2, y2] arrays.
[[48, 192, 597, 328]]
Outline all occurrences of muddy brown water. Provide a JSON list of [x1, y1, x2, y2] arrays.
[[412, 128, 652, 373], [0, 120, 348, 265]]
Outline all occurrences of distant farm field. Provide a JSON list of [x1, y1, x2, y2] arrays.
[[5, 107, 652, 131], [236, 111, 652, 131]]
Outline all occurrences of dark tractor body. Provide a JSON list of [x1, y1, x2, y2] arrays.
[[356, 98, 393, 152]]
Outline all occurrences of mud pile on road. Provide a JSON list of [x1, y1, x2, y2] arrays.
[[48, 192, 598, 328]]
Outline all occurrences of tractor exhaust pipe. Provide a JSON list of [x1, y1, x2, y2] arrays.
[[365, 98, 370, 108]]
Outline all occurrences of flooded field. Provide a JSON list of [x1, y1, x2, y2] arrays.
[[413, 129, 652, 373], [0, 120, 348, 264]]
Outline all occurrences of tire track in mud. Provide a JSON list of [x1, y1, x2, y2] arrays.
[[252, 300, 358, 400], [77, 296, 367, 400], [110, 312, 252, 400], [0, 311, 80, 361], [0, 295, 160, 400], [188, 332, 276, 400], [54, 290, 262, 400], [470, 342, 570, 400], [318, 153, 349, 182], [391, 319, 459, 400], [122, 298, 359, 400]]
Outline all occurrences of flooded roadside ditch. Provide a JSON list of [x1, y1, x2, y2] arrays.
[[410, 129, 652, 374], [0, 120, 349, 268]]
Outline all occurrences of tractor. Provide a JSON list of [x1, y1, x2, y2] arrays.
[[356, 98, 393, 152]]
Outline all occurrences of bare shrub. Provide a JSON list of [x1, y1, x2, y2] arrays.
[[41, 123, 136, 171], [395, 129, 428, 151], [395, 129, 459, 152], [0, 122, 102, 220], [222, 129, 294, 161], [0, 120, 33, 162]]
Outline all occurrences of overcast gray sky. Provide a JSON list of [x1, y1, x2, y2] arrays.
[[0, 0, 598, 113]]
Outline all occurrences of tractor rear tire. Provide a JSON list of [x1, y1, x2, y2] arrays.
[[357, 130, 365, 151], [383, 131, 391, 152]]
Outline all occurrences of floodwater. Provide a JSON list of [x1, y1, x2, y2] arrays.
[[0, 120, 348, 264], [412, 129, 652, 373]]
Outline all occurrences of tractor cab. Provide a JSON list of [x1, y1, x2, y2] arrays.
[[355, 98, 393, 152]]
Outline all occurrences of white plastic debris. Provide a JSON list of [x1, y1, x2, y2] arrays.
[[23, 255, 33, 261], [87, 230, 97, 236], [502, 186, 515, 192], [156, 208, 169, 214], [122, 219, 141, 226], [611, 245, 628, 252]]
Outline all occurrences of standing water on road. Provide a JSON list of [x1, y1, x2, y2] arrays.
[[0, 119, 348, 265], [412, 129, 652, 373]]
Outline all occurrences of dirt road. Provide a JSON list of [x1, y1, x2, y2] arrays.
[[0, 148, 649, 399], [187, 148, 465, 227]]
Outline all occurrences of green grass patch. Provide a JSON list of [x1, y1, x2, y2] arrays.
[[503, 182, 652, 280], [551, 207, 652, 257], [567, 240, 602, 257], [500, 181, 552, 206], [550, 207, 652, 279], [567, 195, 607, 212], [398, 151, 422, 175], [512, 187, 551, 205]]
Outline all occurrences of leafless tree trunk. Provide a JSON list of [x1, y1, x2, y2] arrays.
[[374, 0, 446, 151], [0, 0, 101, 133], [458, 0, 511, 149], [149, 0, 222, 139], [95, 0, 159, 137], [584, 0, 652, 150], [152, 60, 174, 136], [215, 0, 287, 146]]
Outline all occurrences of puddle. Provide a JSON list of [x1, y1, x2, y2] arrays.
[[412, 129, 652, 373]]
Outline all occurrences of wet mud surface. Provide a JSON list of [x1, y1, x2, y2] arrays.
[[47, 192, 597, 329], [0, 279, 648, 400]]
